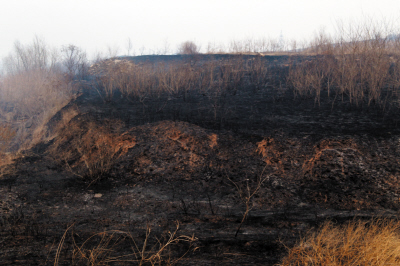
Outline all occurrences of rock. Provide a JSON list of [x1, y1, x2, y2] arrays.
[[298, 202, 309, 208], [25, 117, 33, 128]]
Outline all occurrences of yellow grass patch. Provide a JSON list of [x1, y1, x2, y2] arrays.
[[281, 218, 400, 266]]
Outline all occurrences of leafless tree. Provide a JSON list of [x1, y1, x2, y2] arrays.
[[177, 41, 200, 55], [162, 38, 171, 55], [126, 37, 133, 56], [106, 44, 120, 58], [139, 46, 146, 56], [61, 44, 88, 80], [2, 36, 56, 74]]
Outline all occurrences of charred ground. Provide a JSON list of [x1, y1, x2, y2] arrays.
[[1, 55, 400, 265]]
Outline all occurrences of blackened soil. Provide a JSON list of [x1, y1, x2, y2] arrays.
[[1, 74, 400, 265]]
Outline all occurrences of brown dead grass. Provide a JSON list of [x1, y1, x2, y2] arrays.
[[0, 123, 17, 172], [256, 138, 284, 174], [54, 222, 197, 266], [51, 120, 136, 184], [0, 69, 76, 152], [208, 133, 218, 149], [280, 218, 400, 266]]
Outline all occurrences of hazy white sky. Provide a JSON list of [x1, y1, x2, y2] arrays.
[[1, 0, 400, 59]]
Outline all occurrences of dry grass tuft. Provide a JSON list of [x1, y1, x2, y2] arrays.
[[280, 218, 400, 266], [256, 138, 284, 174], [256, 138, 281, 165], [208, 133, 218, 149]]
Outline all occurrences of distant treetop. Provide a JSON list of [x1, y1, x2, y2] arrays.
[[177, 41, 199, 55]]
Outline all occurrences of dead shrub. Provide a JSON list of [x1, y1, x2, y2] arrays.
[[54, 222, 197, 266], [228, 167, 269, 237], [286, 17, 400, 109], [51, 120, 136, 185], [302, 139, 362, 179], [280, 218, 400, 266], [256, 138, 284, 174]]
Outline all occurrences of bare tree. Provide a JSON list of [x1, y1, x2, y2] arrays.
[[61, 44, 88, 79], [2, 36, 54, 74], [126, 38, 133, 56], [139, 46, 146, 56], [106, 44, 120, 58], [162, 38, 171, 55], [177, 41, 200, 55]]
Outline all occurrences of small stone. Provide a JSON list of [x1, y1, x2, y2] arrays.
[[25, 117, 33, 128], [94, 193, 103, 198]]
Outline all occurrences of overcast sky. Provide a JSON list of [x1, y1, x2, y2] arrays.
[[1, 0, 400, 60]]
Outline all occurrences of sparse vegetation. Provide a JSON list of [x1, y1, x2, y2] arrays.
[[228, 168, 269, 237], [287, 19, 400, 109], [86, 19, 400, 129], [54, 222, 197, 265], [91, 55, 271, 128], [0, 37, 84, 152], [2, 17, 400, 266]]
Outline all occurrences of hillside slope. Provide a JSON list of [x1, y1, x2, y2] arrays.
[[1, 80, 400, 264]]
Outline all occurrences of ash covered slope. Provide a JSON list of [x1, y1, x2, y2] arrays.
[[49, 99, 400, 210], [1, 71, 400, 264], [39, 82, 400, 210]]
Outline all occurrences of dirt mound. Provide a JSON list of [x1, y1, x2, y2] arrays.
[[125, 121, 218, 179], [45, 106, 400, 211], [299, 137, 400, 209]]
